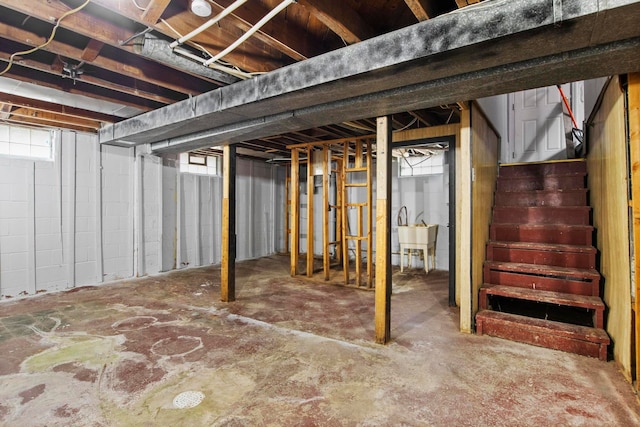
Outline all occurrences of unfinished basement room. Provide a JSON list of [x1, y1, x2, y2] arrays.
[[1, 0, 640, 425]]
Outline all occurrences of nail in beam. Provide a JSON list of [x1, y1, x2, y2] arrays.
[[375, 116, 392, 344], [221, 144, 236, 302]]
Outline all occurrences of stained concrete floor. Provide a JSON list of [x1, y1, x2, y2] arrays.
[[0, 255, 639, 426]]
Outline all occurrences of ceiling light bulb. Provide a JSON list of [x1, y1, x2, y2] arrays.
[[191, 0, 212, 17]]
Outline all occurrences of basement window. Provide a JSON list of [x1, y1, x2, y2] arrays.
[[398, 151, 444, 177], [180, 152, 219, 176], [0, 123, 54, 161]]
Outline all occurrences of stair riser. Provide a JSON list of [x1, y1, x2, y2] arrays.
[[499, 162, 587, 177], [494, 191, 587, 207], [490, 225, 592, 246], [484, 268, 599, 296], [497, 175, 585, 192], [493, 207, 591, 225], [476, 316, 607, 360], [487, 247, 595, 269]]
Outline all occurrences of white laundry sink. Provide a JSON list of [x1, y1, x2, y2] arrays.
[[398, 224, 438, 272]]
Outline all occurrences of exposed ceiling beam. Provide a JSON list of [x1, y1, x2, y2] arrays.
[[0, 45, 179, 105], [141, 0, 172, 25], [2, 115, 96, 133], [209, 0, 323, 61], [0, 103, 12, 119], [0, 92, 119, 123], [80, 39, 104, 62], [0, 9, 217, 95], [0, 0, 255, 82], [297, 0, 374, 44], [86, 0, 286, 72], [9, 106, 102, 130], [404, 0, 435, 21]]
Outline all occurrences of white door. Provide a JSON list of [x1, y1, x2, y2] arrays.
[[511, 85, 568, 163]]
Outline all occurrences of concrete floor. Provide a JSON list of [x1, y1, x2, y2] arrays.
[[1, 255, 638, 426]]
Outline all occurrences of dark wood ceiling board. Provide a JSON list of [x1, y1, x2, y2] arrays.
[[88, 0, 287, 72], [2, 67, 160, 112], [0, 0, 231, 86], [10, 106, 102, 129], [157, 9, 289, 72], [0, 93, 119, 123], [209, 0, 323, 61], [297, 0, 374, 44], [348, 0, 416, 33], [0, 19, 214, 96], [0, 42, 179, 105]]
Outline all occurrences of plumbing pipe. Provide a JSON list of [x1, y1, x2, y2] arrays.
[[169, 0, 249, 49], [204, 0, 295, 66]]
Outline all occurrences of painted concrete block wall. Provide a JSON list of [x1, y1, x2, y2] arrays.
[[0, 125, 284, 299]]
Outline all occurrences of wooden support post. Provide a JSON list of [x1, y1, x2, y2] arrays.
[[375, 116, 392, 344], [285, 168, 290, 254], [629, 72, 640, 391], [307, 147, 315, 277], [366, 139, 373, 288], [323, 146, 330, 280], [290, 149, 300, 276], [342, 142, 350, 283], [335, 158, 343, 264], [221, 144, 236, 302]]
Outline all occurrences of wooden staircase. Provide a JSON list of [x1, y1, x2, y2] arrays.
[[475, 160, 610, 360]]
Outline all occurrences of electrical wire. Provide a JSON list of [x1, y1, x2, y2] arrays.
[[131, 0, 147, 11], [0, 0, 92, 77]]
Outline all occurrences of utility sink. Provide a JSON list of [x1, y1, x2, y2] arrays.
[[398, 224, 438, 272]]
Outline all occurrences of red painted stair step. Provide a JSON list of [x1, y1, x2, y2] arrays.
[[496, 173, 586, 192], [487, 241, 596, 269], [483, 261, 600, 296], [490, 224, 593, 246], [479, 285, 605, 328], [494, 189, 587, 207], [492, 206, 591, 225], [476, 310, 609, 360]]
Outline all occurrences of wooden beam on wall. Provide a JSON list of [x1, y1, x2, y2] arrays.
[[307, 147, 315, 277], [375, 116, 392, 344], [322, 146, 330, 280], [458, 108, 472, 333], [221, 144, 236, 302]]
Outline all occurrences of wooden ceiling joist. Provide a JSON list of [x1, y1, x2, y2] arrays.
[[0, 93, 118, 123], [404, 0, 435, 21], [8, 107, 102, 130], [297, 0, 374, 44], [80, 39, 105, 63], [0, 11, 216, 95], [141, 0, 172, 25]]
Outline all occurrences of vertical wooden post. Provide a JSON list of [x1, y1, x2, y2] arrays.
[[375, 116, 392, 344], [629, 72, 640, 390], [366, 138, 373, 288], [307, 147, 315, 277], [285, 167, 290, 254], [342, 142, 349, 283], [221, 144, 236, 302], [290, 149, 300, 276], [335, 158, 343, 264], [323, 146, 330, 280], [458, 108, 473, 333]]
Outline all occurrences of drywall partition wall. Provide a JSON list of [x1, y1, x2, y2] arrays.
[[586, 76, 632, 379]]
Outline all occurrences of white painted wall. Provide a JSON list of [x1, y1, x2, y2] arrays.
[[0, 126, 284, 299]]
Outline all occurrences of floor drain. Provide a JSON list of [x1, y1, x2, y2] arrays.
[[173, 391, 205, 409]]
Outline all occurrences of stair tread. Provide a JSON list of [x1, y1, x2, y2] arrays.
[[495, 188, 588, 194], [488, 241, 596, 254], [481, 284, 604, 309], [498, 171, 587, 178], [492, 223, 593, 229], [476, 310, 610, 343], [485, 261, 600, 278]]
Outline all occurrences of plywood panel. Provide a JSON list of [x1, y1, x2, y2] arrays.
[[586, 76, 632, 379], [628, 73, 640, 387], [470, 103, 500, 318]]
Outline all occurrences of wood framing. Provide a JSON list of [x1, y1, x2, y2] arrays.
[[631, 72, 640, 391], [458, 108, 473, 333], [221, 144, 236, 302], [323, 146, 330, 280], [375, 116, 392, 344], [307, 147, 315, 277], [290, 148, 300, 276]]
